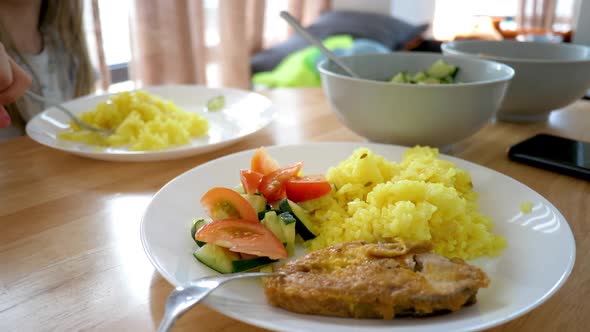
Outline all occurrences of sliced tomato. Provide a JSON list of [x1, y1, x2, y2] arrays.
[[259, 162, 303, 202], [239, 169, 263, 195], [200, 187, 258, 221], [251, 147, 280, 175], [238, 252, 258, 259], [285, 175, 332, 202], [195, 218, 287, 259]]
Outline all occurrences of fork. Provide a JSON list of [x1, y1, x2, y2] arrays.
[[25, 90, 114, 135], [157, 272, 276, 332]]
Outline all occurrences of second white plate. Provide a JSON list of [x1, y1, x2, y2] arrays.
[[26, 85, 276, 162]]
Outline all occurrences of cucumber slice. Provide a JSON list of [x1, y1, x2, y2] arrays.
[[421, 77, 442, 84], [207, 95, 225, 112], [426, 59, 458, 79], [193, 244, 240, 274], [278, 199, 317, 240], [258, 207, 282, 220], [390, 71, 409, 83], [257, 210, 266, 221], [278, 211, 296, 225], [259, 264, 274, 273], [232, 256, 276, 272], [234, 184, 245, 194], [390, 60, 459, 85], [411, 71, 427, 83], [242, 194, 267, 215], [441, 76, 454, 84], [279, 212, 296, 256], [261, 211, 286, 243], [191, 218, 211, 247]]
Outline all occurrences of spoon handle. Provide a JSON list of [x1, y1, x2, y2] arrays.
[[280, 11, 360, 78]]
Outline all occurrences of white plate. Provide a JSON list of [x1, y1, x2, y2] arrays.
[[26, 85, 276, 162], [141, 142, 576, 332]]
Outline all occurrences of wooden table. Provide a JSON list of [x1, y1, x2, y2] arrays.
[[1, 88, 588, 332]]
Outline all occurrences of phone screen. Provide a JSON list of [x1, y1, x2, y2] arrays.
[[508, 134, 590, 180]]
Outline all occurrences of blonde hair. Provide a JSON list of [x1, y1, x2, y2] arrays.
[[0, 0, 95, 130]]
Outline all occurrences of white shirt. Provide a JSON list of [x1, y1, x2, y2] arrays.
[[0, 32, 76, 141], [20, 42, 75, 121]]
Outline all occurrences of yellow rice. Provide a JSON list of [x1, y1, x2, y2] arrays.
[[520, 201, 533, 213], [58, 90, 209, 151], [302, 147, 506, 260]]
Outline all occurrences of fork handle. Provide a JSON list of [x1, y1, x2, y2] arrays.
[[25, 91, 76, 122], [157, 272, 275, 332], [157, 312, 178, 332], [156, 285, 216, 332]]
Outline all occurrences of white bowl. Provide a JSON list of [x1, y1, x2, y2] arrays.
[[318, 52, 514, 148], [442, 40, 590, 122]]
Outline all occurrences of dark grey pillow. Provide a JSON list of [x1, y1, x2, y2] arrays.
[[251, 10, 428, 73]]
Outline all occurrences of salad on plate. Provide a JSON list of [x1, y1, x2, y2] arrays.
[[191, 147, 330, 273]]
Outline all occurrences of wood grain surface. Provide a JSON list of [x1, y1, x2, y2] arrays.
[[0, 88, 588, 331]]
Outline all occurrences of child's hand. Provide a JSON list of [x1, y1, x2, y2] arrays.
[[0, 106, 9, 127], [0, 42, 32, 128]]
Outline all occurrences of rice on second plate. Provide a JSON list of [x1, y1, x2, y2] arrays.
[[58, 90, 209, 151], [301, 147, 506, 260]]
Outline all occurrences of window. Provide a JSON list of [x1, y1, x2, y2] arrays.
[[87, 0, 291, 90], [431, 0, 577, 40]]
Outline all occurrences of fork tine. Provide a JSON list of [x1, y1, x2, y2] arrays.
[[25, 90, 113, 135]]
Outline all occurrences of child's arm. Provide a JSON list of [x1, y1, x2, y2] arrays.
[[0, 42, 32, 128]]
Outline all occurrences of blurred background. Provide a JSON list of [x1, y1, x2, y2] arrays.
[[84, 0, 585, 92]]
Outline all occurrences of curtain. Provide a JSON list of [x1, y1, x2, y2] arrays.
[[128, 0, 330, 89], [514, 0, 579, 42], [218, 0, 266, 89], [130, 0, 207, 86], [90, 0, 110, 90], [517, 0, 557, 29], [287, 0, 331, 31], [517, 0, 579, 30]]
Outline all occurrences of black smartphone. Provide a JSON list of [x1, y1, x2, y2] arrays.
[[508, 133, 590, 181]]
